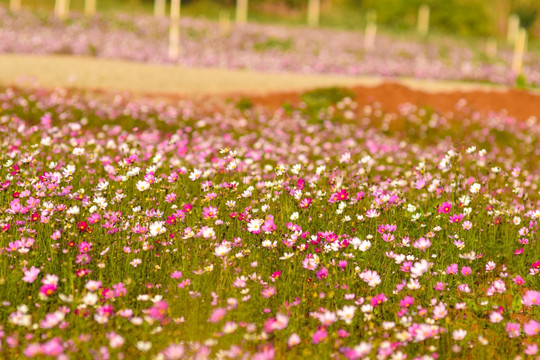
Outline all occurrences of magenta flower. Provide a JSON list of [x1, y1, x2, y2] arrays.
[[371, 293, 387, 307], [438, 202, 452, 213], [39, 284, 57, 297], [312, 327, 328, 344], [399, 296, 414, 308], [148, 301, 169, 321], [316, 267, 328, 280]]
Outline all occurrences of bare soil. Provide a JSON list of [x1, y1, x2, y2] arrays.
[[1, 54, 539, 121]]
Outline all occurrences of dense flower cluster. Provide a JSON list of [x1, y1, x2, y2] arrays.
[[1, 7, 540, 85], [0, 87, 538, 359]]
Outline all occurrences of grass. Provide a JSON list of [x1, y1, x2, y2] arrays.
[[0, 85, 538, 358]]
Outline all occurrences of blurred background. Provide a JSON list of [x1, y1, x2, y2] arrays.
[[1, 0, 538, 40]]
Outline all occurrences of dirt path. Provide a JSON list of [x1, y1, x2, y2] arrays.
[[0, 53, 516, 95], [1, 54, 539, 121]]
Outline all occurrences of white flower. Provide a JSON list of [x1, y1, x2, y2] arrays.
[[337, 305, 356, 324], [340, 152, 351, 164], [316, 165, 326, 175], [407, 204, 417, 212], [410, 259, 430, 278], [136, 180, 150, 191], [62, 165, 76, 177], [452, 329, 467, 341], [290, 212, 299, 221], [130, 258, 142, 267], [470, 183, 481, 194], [247, 219, 264, 233], [149, 221, 166, 237], [66, 206, 80, 216], [72, 147, 85, 156], [214, 244, 231, 257], [189, 169, 202, 181], [83, 292, 98, 306], [136, 341, 152, 352], [291, 164, 302, 174], [359, 240, 371, 252]]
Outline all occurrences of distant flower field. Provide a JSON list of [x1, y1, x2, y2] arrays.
[[0, 86, 538, 359], [1, 7, 540, 86]]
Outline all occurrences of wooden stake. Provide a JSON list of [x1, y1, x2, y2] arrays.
[[507, 14, 519, 45], [170, 0, 180, 22], [168, 0, 181, 60], [236, 0, 248, 25], [154, 0, 166, 17], [366, 9, 377, 23], [9, 0, 21, 12], [486, 38, 497, 58], [84, 0, 96, 16], [417, 4, 430, 37], [307, 0, 320, 27], [364, 20, 377, 51], [219, 10, 232, 36], [55, 0, 69, 19], [511, 28, 527, 74]]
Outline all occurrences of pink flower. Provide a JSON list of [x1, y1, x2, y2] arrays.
[[524, 320, 540, 336], [202, 206, 218, 219], [513, 275, 525, 285], [522, 290, 540, 306], [412, 237, 431, 251], [312, 327, 328, 344], [78, 241, 91, 253], [461, 266, 472, 276], [505, 322, 520, 338], [288, 333, 301, 347], [262, 286, 276, 298], [41, 338, 63, 357], [23, 343, 42, 357], [449, 214, 464, 223], [446, 263, 458, 275], [161, 344, 185, 360], [525, 343, 538, 356], [208, 308, 226, 323], [23, 266, 40, 283], [171, 271, 183, 279]]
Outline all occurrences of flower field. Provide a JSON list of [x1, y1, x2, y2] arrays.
[[1, 7, 540, 86], [0, 85, 538, 359]]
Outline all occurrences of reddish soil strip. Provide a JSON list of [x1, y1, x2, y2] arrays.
[[248, 83, 540, 121]]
